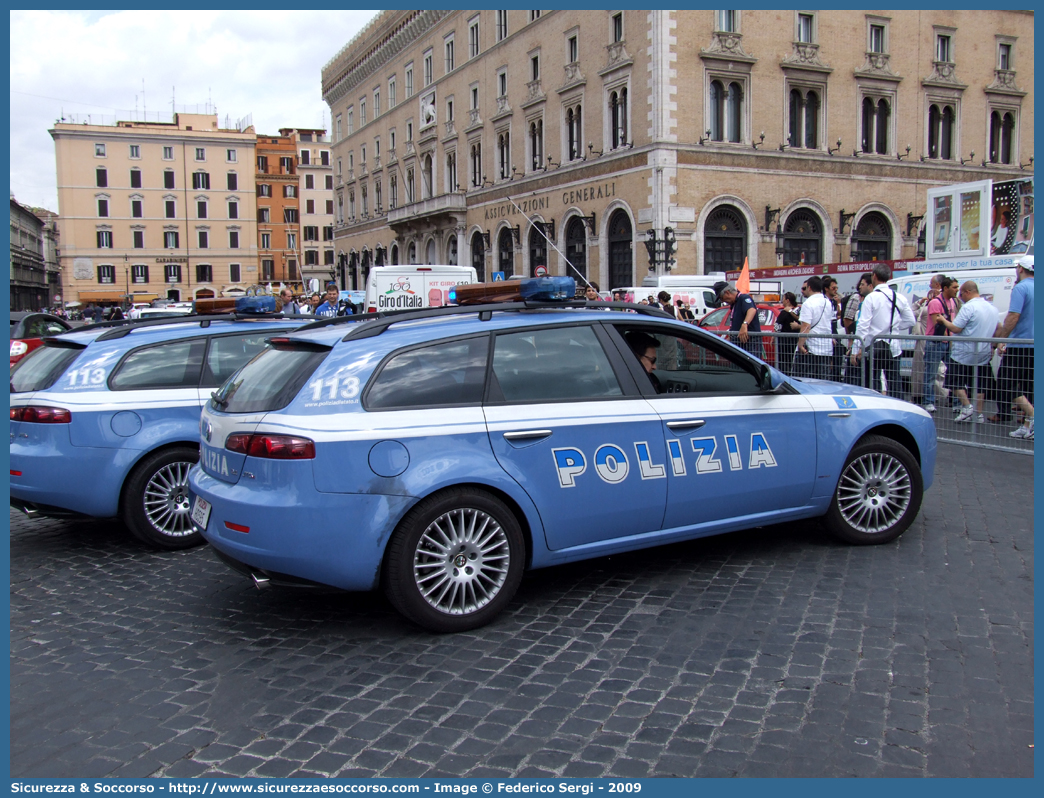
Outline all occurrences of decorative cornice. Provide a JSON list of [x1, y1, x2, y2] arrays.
[[598, 41, 633, 78], [985, 69, 1026, 98], [855, 52, 902, 84], [557, 63, 586, 95], [780, 42, 833, 75], [922, 61, 967, 90], [322, 11, 453, 107], [700, 31, 754, 63]]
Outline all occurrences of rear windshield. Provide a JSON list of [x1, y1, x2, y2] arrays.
[[212, 346, 328, 413], [10, 344, 83, 393]]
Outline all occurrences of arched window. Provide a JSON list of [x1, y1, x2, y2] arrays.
[[407, 241, 417, 264], [782, 209, 822, 266], [803, 91, 819, 149], [607, 210, 633, 289], [610, 88, 628, 149], [498, 227, 514, 275], [470, 142, 482, 187], [565, 216, 588, 282], [425, 239, 436, 264], [446, 152, 457, 192], [789, 88, 820, 149], [726, 81, 743, 143], [498, 131, 510, 179], [567, 104, 583, 161], [704, 206, 748, 272], [990, 110, 1016, 164], [852, 211, 892, 262], [390, 243, 399, 265], [875, 99, 889, 154], [861, 97, 875, 153], [470, 231, 485, 281], [529, 119, 543, 171], [929, 104, 955, 160], [709, 80, 724, 141], [421, 153, 433, 199], [447, 236, 458, 265], [529, 224, 548, 277]]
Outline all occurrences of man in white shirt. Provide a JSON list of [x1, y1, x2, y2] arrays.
[[851, 264, 916, 396], [939, 281, 1000, 424], [795, 276, 834, 380]]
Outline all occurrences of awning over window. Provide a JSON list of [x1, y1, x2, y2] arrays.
[[76, 290, 126, 302]]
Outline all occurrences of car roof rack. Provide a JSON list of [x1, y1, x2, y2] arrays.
[[333, 300, 672, 342], [91, 312, 297, 342]]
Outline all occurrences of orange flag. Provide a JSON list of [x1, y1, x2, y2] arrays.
[[736, 257, 751, 293]]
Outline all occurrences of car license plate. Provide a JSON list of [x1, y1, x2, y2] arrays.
[[191, 495, 212, 530]]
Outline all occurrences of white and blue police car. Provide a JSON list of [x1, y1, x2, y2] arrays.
[[187, 277, 937, 632], [10, 304, 306, 549]]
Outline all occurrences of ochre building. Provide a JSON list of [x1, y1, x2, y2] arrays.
[[321, 9, 1033, 290]]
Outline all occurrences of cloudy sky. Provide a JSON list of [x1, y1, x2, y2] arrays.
[[10, 9, 378, 212]]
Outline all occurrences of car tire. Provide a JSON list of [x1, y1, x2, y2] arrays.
[[822, 434, 923, 545], [382, 488, 525, 633], [122, 445, 203, 550]]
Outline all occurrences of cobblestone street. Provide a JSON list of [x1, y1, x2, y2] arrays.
[[10, 442, 1033, 778]]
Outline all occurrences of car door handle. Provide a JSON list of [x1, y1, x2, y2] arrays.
[[666, 420, 706, 430], [827, 413, 851, 418], [503, 429, 553, 441]]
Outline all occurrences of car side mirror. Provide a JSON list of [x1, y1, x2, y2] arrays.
[[761, 364, 786, 392]]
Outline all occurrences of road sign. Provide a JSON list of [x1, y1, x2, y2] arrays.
[[535, 266, 548, 277], [493, 272, 505, 281]]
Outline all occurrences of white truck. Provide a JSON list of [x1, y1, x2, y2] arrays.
[[363, 265, 478, 313], [617, 273, 782, 318]]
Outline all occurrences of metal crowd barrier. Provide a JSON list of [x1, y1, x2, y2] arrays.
[[712, 329, 1034, 455]]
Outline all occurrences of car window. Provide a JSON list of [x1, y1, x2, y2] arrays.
[[109, 338, 206, 390], [202, 332, 276, 388], [10, 345, 83, 393], [701, 308, 729, 327], [24, 318, 67, 337], [491, 325, 623, 403], [367, 336, 488, 409], [216, 345, 328, 413], [619, 325, 761, 395]]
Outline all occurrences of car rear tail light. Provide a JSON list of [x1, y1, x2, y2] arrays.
[[225, 433, 315, 459], [10, 340, 28, 358], [10, 406, 72, 423]]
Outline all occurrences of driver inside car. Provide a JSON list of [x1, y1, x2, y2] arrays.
[[625, 330, 662, 392]]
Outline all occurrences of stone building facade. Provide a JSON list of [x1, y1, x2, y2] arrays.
[[50, 113, 259, 306], [321, 9, 1033, 291], [285, 128, 336, 289], [10, 197, 49, 311]]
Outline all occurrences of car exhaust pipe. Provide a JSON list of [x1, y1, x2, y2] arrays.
[[251, 572, 271, 591], [21, 506, 39, 519]]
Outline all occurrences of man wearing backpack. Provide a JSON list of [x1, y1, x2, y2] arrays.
[[851, 264, 916, 396]]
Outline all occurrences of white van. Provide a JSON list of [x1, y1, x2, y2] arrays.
[[889, 267, 1017, 320], [618, 273, 782, 318], [364, 265, 478, 313]]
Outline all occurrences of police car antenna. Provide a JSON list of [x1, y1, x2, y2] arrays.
[[507, 197, 593, 289]]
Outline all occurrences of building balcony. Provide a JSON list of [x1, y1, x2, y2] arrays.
[[387, 192, 467, 226]]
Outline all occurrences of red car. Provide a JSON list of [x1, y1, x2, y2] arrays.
[[9, 312, 73, 367], [697, 303, 786, 368]]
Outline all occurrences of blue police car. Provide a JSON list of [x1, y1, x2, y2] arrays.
[[188, 278, 936, 632], [10, 310, 304, 549]]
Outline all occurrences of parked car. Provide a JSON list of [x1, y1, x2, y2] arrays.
[[10, 312, 73, 368], [188, 278, 936, 633], [10, 311, 305, 549], [697, 304, 785, 368]]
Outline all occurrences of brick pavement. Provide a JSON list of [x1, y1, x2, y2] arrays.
[[9, 442, 1033, 778]]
